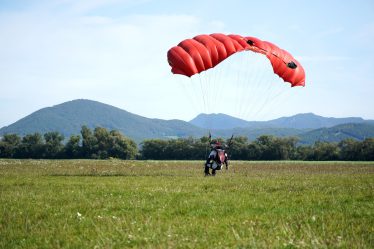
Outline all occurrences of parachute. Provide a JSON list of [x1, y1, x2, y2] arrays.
[[167, 33, 306, 124], [167, 33, 305, 87]]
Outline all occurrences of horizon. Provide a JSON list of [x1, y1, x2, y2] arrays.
[[1, 0, 373, 127], [1, 98, 371, 129]]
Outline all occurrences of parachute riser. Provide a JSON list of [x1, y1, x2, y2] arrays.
[[245, 40, 298, 69], [204, 131, 212, 160]]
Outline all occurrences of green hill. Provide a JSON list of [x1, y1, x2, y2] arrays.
[[190, 112, 370, 130], [190, 113, 253, 130], [266, 113, 367, 129], [298, 123, 374, 144], [1, 99, 373, 145], [213, 127, 307, 140], [0, 99, 205, 142]]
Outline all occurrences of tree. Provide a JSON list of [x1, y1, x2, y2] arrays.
[[254, 135, 277, 160], [17, 133, 45, 158], [64, 135, 81, 158], [246, 142, 262, 160], [44, 132, 64, 158], [191, 137, 207, 160], [295, 145, 314, 160], [229, 136, 250, 160], [141, 140, 168, 160], [274, 137, 299, 160], [80, 126, 138, 159], [0, 134, 21, 158], [94, 127, 111, 159], [81, 126, 98, 158], [361, 138, 374, 161], [312, 141, 340, 161], [338, 138, 360, 160], [108, 130, 138, 159]]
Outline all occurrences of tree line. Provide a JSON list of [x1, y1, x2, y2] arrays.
[[0, 126, 137, 159], [141, 136, 374, 161], [0, 127, 373, 160]]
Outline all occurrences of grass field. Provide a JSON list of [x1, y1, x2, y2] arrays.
[[0, 159, 373, 248]]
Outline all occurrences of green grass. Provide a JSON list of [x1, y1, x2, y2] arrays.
[[0, 159, 373, 248]]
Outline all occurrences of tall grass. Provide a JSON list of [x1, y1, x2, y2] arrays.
[[1, 159, 373, 248]]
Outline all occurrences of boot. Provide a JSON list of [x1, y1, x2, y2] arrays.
[[212, 169, 216, 176], [204, 164, 210, 176]]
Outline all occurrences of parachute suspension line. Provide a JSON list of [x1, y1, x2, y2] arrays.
[[205, 68, 214, 115], [198, 75, 207, 114], [204, 131, 212, 160], [253, 59, 272, 119], [245, 72, 279, 120], [257, 85, 293, 119], [216, 61, 225, 111], [241, 53, 269, 120], [204, 57, 225, 117], [254, 59, 281, 119], [239, 52, 261, 119], [238, 53, 256, 119], [244, 69, 293, 121], [177, 76, 201, 117], [248, 82, 285, 120], [233, 53, 246, 118], [202, 71, 209, 114], [213, 58, 225, 111], [260, 74, 279, 109]]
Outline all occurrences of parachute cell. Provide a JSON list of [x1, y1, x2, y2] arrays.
[[167, 33, 305, 87]]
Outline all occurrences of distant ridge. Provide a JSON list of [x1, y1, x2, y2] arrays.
[[298, 123, 374, 144], [1, 99, 373, 144], [266, 113, 367, 129], [0, 99, 205, 142], [190, 113, 251, 130], [190, 112, 372, 130]]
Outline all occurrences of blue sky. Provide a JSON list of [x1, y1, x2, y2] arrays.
[[0, 0, 373, 127]]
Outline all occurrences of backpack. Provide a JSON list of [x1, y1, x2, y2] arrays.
[[215, 149, 226, 164]]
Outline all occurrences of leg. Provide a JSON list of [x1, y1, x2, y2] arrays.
[[204, 163, 210, 176]]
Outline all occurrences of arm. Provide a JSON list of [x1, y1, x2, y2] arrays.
[[224, 153, 229, 170]]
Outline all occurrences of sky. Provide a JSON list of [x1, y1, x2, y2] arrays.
[[0, 0, 373, 128]]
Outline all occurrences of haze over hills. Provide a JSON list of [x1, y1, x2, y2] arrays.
[[1, 99, 373, 144], [190, 113, 252, 130], [298, 123, 374, 144], [190, 113, 372, 130], [266, 113, 371, 129]]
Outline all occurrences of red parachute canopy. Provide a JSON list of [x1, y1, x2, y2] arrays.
[[167, 33, 305, 87]]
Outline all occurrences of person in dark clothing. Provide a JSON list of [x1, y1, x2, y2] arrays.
[[204, 141, 228, 176]]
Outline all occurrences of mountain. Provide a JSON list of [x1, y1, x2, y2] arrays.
[[0, 99, 205, 142], [213, 127, 306, 141], [190, 113, 252, 130], [1, 99, 373, 145], [189, 112, 372, 130], [266, 113, 368, 129], [298, 123, 374, 144]]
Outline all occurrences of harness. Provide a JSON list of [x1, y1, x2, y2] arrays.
[[207, 148, 227, 170], [215, 149, 226, 164]]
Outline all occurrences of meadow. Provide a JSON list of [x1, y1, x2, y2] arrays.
[[0, 159, 373, 248]]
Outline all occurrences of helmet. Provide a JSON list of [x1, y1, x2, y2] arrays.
[[211, 140, 222, 148]]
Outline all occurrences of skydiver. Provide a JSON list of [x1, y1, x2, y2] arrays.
[[204, 140, 229, 176]]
